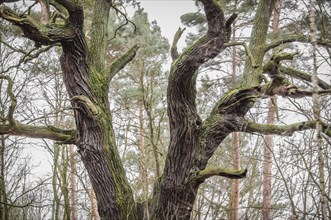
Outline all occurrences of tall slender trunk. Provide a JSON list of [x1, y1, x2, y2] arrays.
[[309, 3, 328, 219], [60, 146, 71, 220], [262, 1, 280, 219], [90, 189, 100, 220], [0, 138, 8, 220], [262, 100, 274, 220], [52, 143, 60, 220], [231, 7, 240, 218], [69, 145, 77, 220], [139, 101, 150, 220], [231, 133, 240, 220]]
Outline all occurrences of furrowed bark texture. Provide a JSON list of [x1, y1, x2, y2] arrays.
[[0, 1, 137, 219], [152, 0, 275, 219], [59, 1, 137, 219], [152, 0, 232, 219], [60, 16, 125, 220]]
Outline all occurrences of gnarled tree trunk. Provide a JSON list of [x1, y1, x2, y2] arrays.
[[2, 0, 330, 219]]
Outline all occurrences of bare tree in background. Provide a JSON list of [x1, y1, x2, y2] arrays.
[[0, 0, 330, 219]]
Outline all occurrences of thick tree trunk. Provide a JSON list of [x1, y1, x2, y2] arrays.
[[152, 0, 276, 219], [60, 34, 137, 219]]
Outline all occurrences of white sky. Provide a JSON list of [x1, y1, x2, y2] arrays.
[[139, 1, 197, 49]]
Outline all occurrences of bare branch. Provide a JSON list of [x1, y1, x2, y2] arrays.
[[279, 66, 331, 90], [195, 167, 247, 181], [259, 75, 331, 98], [108, 45, 139, 82], [0, 40, 59, 74], [109, 3, 136, 41], [171, 27, 186, 61], [244, 120, 331, 137], [0, 122, 76, 143], [225, 13, 238, 28], [55, 0, 83, 28], [265, 34, 331, 52], [0, 5, 75, 45]]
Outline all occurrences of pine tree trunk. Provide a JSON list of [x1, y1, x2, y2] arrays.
[[231, 7, 240, 218], [231, 133, 240, 220], [90, 189, 100, 220], [69, 145, 77, 220], [139, 101, 150, 220], [0, 138, 8, 220], [263, 1, 280, 219], [262, 99, 275, 220]]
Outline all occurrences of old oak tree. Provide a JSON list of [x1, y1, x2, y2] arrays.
[[1, 0, 330, 219]]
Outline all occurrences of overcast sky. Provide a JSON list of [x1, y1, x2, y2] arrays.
[[139, 1, 197, 49]]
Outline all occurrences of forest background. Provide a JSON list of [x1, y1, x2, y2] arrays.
[[0, 0, 330, 219]]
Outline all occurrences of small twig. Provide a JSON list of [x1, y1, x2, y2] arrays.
[[224, 41, 257, 67], [109, 3, 136, 41]]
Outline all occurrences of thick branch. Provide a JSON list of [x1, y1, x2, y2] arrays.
[[200, 0, 225, 36], [0, 122, 76, 143], [55, 0, 83, 28], [108, 45, 139, 81], [265, 34, 331, 52], [241, 0, 276, 87], [196, 167, 247, 181], [162, 0, 231, 193], [170, 27, 185, 61], [279, 66, 331, 90], [244, 120, 331, 137], [259, 75, 331, 98], [0, 5, 75, 45]]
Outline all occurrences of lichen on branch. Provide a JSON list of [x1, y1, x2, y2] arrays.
[[0, 5, 75, 46], [244, 120, 331, 137]]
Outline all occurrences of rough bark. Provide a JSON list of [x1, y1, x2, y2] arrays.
[[152, 0, 243, 219], [1, 1, 137, 219], [1, 1, 331, 220]]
